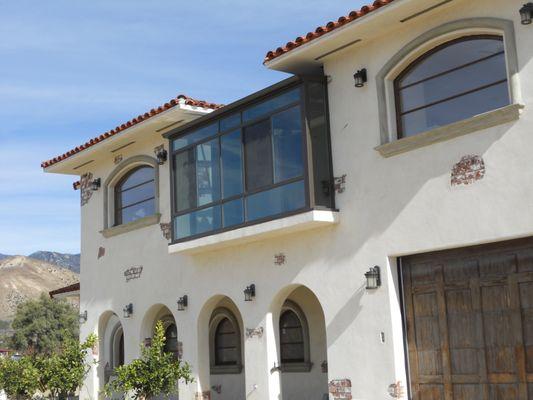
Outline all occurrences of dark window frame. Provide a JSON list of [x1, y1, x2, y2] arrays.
[[167, 77, 334, 244], [114, 165, 156, 226], [394, 35, 509, 139]]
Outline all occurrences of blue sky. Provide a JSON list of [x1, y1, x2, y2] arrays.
[[0, 0, 365, 255]]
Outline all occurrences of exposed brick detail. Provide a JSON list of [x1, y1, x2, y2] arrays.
[[388, 381, 405, 398], [451, 155, 485, 186], [80, 172, 93, 206], [195, 391, 211, 400], [274, 253, 286, 266], [124, 266, 143, 282], [97, 247, 105, 259], [114, 154, 123, 165], [160, 223, 171, 240], [329, 379, 352, 400]]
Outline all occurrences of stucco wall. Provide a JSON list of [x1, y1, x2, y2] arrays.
[[77, 1, 533, 399]]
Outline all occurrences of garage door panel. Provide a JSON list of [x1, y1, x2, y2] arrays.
[[450, 348, 480, 375], [479, 254, 517, 277], [488, 383, 519, 399], [453, 383, 483, 400], [402, 238, 533, 399], [419, 384, 445, 400]]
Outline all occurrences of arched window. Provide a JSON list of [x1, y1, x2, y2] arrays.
[[114, 166, 155, 225], [214, 318, 238, 366], [163, 323, 179, 359], [279, 300, 311, 372], [394, 35, 510, 138], [280, 310, 304, 363], [209, 308, 242, 374]]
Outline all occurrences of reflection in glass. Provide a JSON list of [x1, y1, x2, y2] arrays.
[[272, 106, 303, 183], [196, 139, 220, 206], [175, 206, 221, 239], [221, 130, 243, 198], [172, 123, 218, 151], [174, 150, 196, 212], [244, 119, 273, 191], [223, 199, 244, 227], [246, 180, 305, 221], [243, 88, 300, 122]]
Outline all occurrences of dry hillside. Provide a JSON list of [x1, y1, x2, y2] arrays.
[[0, 256, 79, 320]]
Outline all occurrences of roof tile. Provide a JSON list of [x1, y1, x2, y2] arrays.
[[41, 94, 223, 169], [264, 0, 397, 63]]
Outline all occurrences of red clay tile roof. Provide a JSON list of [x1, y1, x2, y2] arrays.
[[49, 282, 80, 298], [264, 0, 397, 63], [41, 94, 223, 169]]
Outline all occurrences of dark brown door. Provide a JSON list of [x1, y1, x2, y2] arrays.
[[401, 238, 533, 400]]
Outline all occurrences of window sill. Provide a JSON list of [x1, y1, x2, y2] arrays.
[[210, 364, 243, 375], [375, 103, 524, 158], [281, 362, 313, 373], [168, 209, 339, 255], [100, 214, 161, 238]]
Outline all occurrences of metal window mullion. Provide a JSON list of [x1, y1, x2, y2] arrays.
[[400, 78, 508, 116]]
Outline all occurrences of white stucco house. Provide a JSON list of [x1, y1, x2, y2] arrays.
[[42, 0, 533, 399]]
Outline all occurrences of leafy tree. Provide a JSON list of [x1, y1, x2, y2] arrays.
[[104, 320, 193, 400], [0, 355, 40, 400], [10, 293, 78, 355], [36, 334, 97, 400]]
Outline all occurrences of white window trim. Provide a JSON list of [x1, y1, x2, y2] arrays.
[[374, 18, 522, 156]]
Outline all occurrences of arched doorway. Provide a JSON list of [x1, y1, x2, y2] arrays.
[[275, 286, 328, 400]]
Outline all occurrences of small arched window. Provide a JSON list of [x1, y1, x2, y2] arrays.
[[209, 307, 242, 374], [114, 166, 155, 225], [280, 310, 305, 363], [163, 323, 179, 359], [395, 35, 510, 138], [214, 318, 238, 366]]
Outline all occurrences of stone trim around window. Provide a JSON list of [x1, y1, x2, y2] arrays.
[[102, 155, 160, 233], [100, 214, 161, 238], [375, 103, 524, 158], [375, 18, 521, 147]]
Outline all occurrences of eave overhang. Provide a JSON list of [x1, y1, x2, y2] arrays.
[[264, 0, 454, 74]]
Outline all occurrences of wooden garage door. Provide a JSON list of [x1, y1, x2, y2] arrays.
[[401, 238, 533, 400]]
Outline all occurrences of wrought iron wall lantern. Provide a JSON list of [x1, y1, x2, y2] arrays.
[[91, 178, 101, 191], [79, 310, 88, 324], [244, 284, 256, 301], [177, 295, 188, 311], [123, 303, 133, 318], [353, 68, 368, 88], [156, 148, 168, 165], [520, 3, 533, 25], [365, 266, 381, 289]]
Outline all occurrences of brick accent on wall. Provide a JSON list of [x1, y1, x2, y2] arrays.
[[80, 172, 94, 206], [329, 379, 352, 399], [451, 155, 485, 186], [195, 391, 211, 400]]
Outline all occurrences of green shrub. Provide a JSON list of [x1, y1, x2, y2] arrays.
[[104, 321, 193, 400]]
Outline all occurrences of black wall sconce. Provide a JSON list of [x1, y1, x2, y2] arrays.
[[177, 295, 188, 311], [365, 266, 381, 289], [353, 68, 368, 88], [91, 178, 101, 191], [520, 3, 533, 24], [79, 310, 88, 324], [123, 303, 133, 318], [156, 148, 168, 165], [244, 284, 256, 301]]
